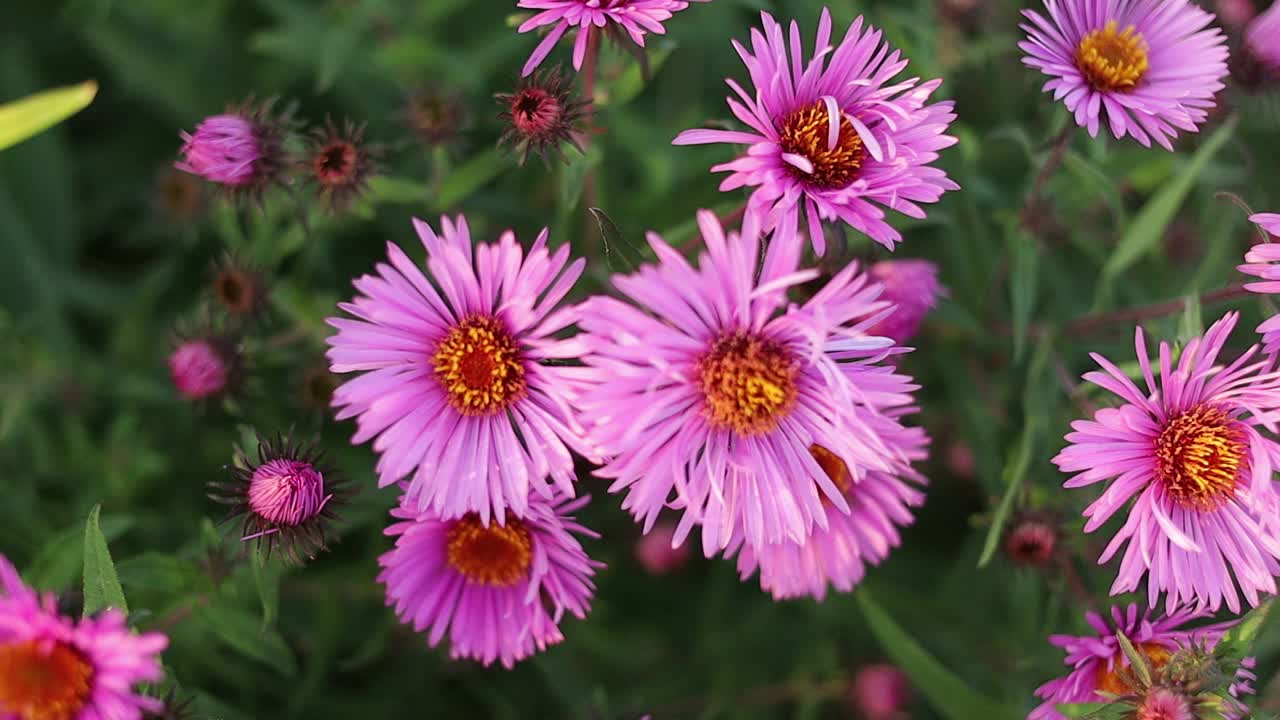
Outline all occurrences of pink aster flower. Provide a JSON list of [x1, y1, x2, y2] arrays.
[[634, 521, 689, 575], [209, 433, 353, 564], [866, 260, 945, 344], [168, 335, 240, 401], [1136, 688, 1194, 720], [1237, 213, 1280, 354], [578, 210, 918, 555], [1053, 313, 1280, 614], [1246, 1, 1280, 71], [378, 494, 601, 669], [730, 398, 928, 600], [176, 100, 290, 198], [1019, 0, 1230, 150], [517, 0, 707, 77], [672, 9, 959, 253], [850, 664, 911, 720], [327, 215, 591, 524], [1030, 604, 1252, 720], [0, 554, 168, 720]]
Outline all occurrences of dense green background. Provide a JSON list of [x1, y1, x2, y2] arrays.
[[2, 0, 1280, 717]]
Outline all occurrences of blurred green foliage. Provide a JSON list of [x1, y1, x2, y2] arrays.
[[2, 0, 1280, 718]]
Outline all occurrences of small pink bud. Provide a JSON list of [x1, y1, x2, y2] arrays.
[[635, 523, 689, 575], [169, 340, 230, 400], [867, 260, 945, 345], [850, 664, 910, 720], [945, 442, 975, 479], [1136, 688, 1194, 720]]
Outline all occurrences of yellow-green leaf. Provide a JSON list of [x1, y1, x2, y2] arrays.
[[0, 81, 98, 152]]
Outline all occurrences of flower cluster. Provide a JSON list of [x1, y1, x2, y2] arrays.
[[176, 99, 381, 212]]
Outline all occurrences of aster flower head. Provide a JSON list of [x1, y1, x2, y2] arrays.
[[730, 399, 928, 600], [404, 87, 466, 147], [1030, 605, 1255, 720], [305, 117, 381, 213], [210, 252, 270, 324], [673, 9, 959, 254], [850, 664, 911, 720], [176, 98, 292, 199], [497, 66, 593, 166], [1053, 313, 1280, 614], [1005, 515, 1059, 567], [209, 433, 352, 564], [378, 494, 601, 669], [1246, 2, 1280, 72], [517, 0, 707, 77], [1236, 213, 1280, 354], [866, 260, 945, 344], [327, 215, 592, 524], [1019, 0, 1230, 150], [634, 521, 689, 575], [168, 330, 242, 402], [578, 210, 921, 555], [0, 554, 168, 720]]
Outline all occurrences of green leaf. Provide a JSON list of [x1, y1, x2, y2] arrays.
[[432, 148, 505, 211], [1115, 630, 1152, 687], [252, 547, 281, 630], [1055, 703, 1111, 719], [82, 504, 129, 616], [1098, 116, 1238, 293], [197, 603, 298, 675], [0, 80, 97, 152], [1007, 223, 1039, 362], [856, 589, 1015, 720], [600, 45, 673, 107], [1217, 599, 1274, 657]]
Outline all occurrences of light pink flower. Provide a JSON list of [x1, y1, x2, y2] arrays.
[[327, 215, 592, 524], [1053, 313, 1280, 613], [1237, 213, 1280, 354], [517, 0, 707, 77]]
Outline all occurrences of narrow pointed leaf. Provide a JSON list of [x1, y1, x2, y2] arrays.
[[0, 81, 98, 152], [82, 504, 129, 616]]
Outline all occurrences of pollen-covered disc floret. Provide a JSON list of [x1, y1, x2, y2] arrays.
[[210, 433, 351, 564], [1053, 313, 1280, 614], [378, 495, 601, 669], [1030, 605, 1254, 720], [327, 215, 592, 524], [698, 333, 799, 436], [1020, 0, 1229, 150], [1153, 405, 1246, 511], [432, 316, 527, 415], [1075, 20, 1150, 92], [517, 0, 708, 77], [1236, 213, 1280, 354], [0, 554, 168, 720], [578, 210, 922, 556], [673, 9, 958, 253]]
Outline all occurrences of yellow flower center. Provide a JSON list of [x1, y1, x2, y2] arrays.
[[777, 100, 867, 190], [1154, 405, 1246, 511], [432, 316, 526, 416], [445, 514, 534, 587], [698, 333, 799, 436], [0, 640, 94, 720], [1095, 643, 1172, 696], [810, 444, 853, 505], [1075, 20, 1149, 93]]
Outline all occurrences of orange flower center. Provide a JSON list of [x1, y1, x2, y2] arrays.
[[1154, 405, 1245, 510], [810, 444, 853, 504], [777, 100, 867, 190], [446, 514, 534, 587], [1075, 20, 1149, 93], [432, 316, 526, 416], [0, 640, 94, 720], [698, 333, 799, 436], [1095, 643, 1172, 696]]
